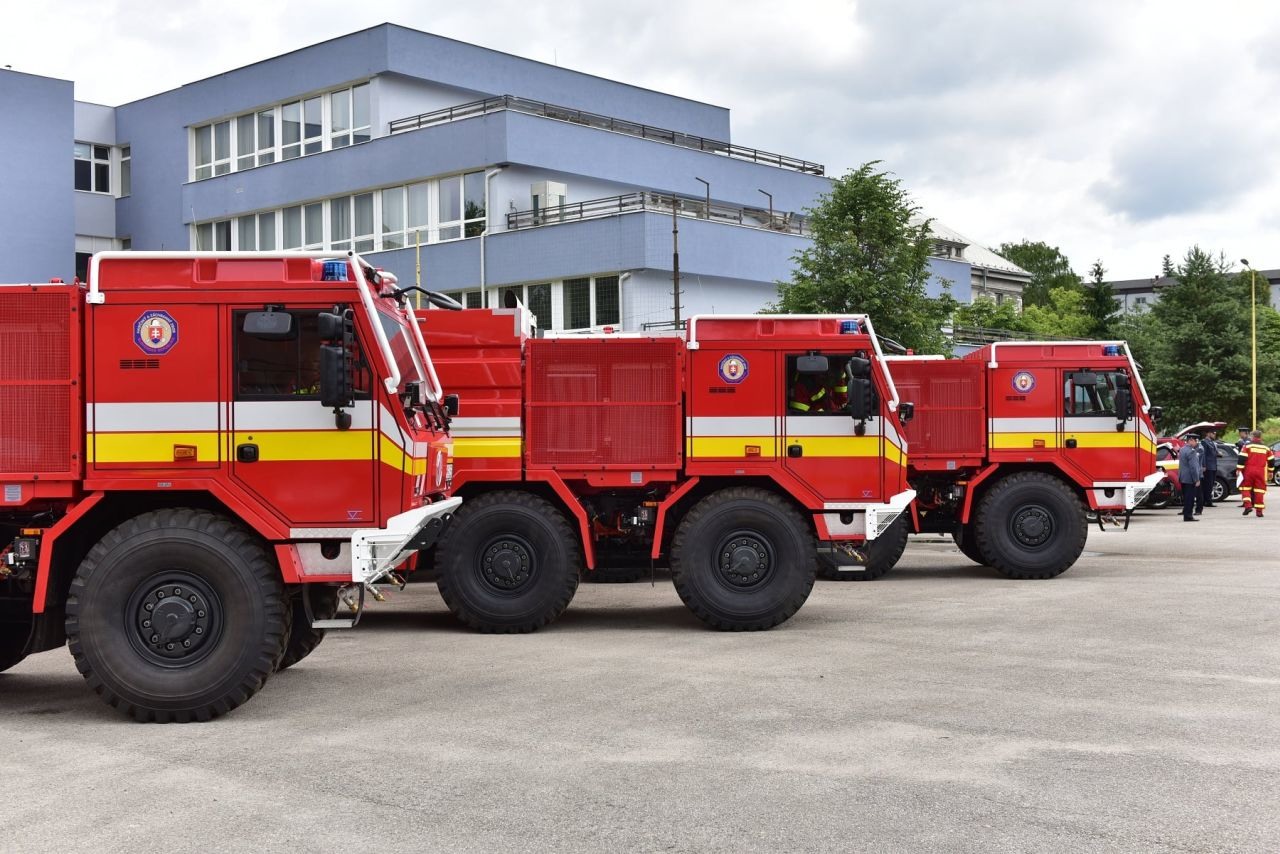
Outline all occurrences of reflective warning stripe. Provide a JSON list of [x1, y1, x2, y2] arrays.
[[789, 401, 811, 412], [88, 432, 220, 464], [452, 437, 522, 459]]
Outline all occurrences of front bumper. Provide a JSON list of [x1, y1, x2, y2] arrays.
[[351, 497, 462, 585], [821, 488, 917, 542]]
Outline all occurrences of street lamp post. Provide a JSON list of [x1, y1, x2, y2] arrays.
[[1242, 258, 1257, 430]]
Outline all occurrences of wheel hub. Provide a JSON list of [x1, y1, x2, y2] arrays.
[[1011, 505, 1054, 548], [481, 538, 534, 591], [127, 572, 220, 666], [716, 532, 774, 588]]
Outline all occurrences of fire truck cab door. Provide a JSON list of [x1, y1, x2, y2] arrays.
[[230, 308, 377, 527], [1060, 368, 1141, 483], [782, 350, 882, 502]]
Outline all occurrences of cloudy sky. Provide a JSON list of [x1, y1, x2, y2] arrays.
[[5, 0, 1277, 280]]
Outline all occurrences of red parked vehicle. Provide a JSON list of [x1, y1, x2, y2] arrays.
[[882, 342, 1163, 580], [0, 252, 459, 721], [418, 308, 915, 633]]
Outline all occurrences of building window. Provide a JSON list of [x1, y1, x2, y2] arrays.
[[329, 83, 370, 148], [464, 171, 486, 237], [119, 146, 131, 197], [406, 182, 429, 246], [194, 220, 231, 251], [382, 186, 405, 249], [75, 252, 91, 282], [193, 121, 231, 180], [595, 275, 620, 325], [235, 108, 276, 170], [74, 143, 111, 193], [563, 278, 591, 329]]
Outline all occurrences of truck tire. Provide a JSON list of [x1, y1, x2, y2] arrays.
[[65, 508, 289, 723], [817, 515, 909, 581], [435, 491, 581, 633], [951, 525, 988, 565], [670, 487, 816, 630], [973, 473, 1086, 580], [277, 586, 340, 672]]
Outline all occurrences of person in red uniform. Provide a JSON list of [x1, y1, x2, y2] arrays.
[[827, 365, 850, 413], [1237, 430, 1274, 517], [789, 372, 828, 414]]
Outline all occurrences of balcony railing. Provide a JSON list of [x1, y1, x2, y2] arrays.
[[504, 191, 809, 236], [389, 95, 825, 176]]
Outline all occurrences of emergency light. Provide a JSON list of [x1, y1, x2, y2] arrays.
[[1102, 345, 1123, 356], [840, 320, 861, 334]]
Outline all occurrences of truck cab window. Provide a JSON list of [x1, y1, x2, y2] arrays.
[[234, 310, 369, 399], [787, 352, 854, 415], [1064, 370, 1125, 417]]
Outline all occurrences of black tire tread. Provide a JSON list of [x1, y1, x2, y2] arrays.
[[670, 487, 815, 631], [277, 587, 338, 672], [973, 472, 1086, 580], [818, 515, 909, 581], [65, 508, 288, 723], [435, 490, 581, 633]]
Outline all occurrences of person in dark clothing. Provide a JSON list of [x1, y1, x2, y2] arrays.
[[1199, 429, 1219, 510], [1235, 426, 1250, 451], [1178, 434, 1203, 521]]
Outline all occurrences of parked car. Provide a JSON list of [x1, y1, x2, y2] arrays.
[[1272, 442, 1280, 487], [1145, 439, 1238, 507], [1159, 420, 1227, 447]]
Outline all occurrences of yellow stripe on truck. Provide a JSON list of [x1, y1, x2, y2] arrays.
[[686, 435, 905, 466], [452, 436, 522, 459], [991, 433, 1157, 452], [89, 432, 220, 464]]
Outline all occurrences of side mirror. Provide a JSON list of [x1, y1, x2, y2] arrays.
[[1071, 371, 1097, 387], [846, 356, 872, 378], [319, 344, 353, 429], [1149, 405, 1163, 425], [443, 394, 460, 417], [897, 401, 915, 424], [848, 377, 875, 421], [1115, 387, 1134, 422], [795, 354, 829, 374], [243, 310, 295, 340], [317, 310, 347, 340]]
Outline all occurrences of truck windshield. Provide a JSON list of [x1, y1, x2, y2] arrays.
[[377, 309, 421, 393]]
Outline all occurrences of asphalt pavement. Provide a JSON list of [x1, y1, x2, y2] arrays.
[[2, 503, 1278, 853]]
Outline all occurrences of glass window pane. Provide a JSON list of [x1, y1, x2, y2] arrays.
[[94, 162, 110, 192], [93, 145, 110, 160], [331, 196, 351, 242], [214, 220, 231, 251], [438, 225, 461, 241], [438, 177, 461, 222], [195, 222, 212, 250], [258, 212, 276, 250], [354, 193, 374, 237], [258, 110, 275, 149], [304, 202, 323, 246], [563, 278, 591, 329], [465, 292, 482, 309], [213, 121, 230, 159], [120, 157, 131, 196], [407, 183, 429, 228], [331, 89, 350, 133], [527, 283, 551, 328], [353, 83, 370, 143], [304, 97, 322, 136], [74, 142, 91, 159], [237, 114, 255, 156], [75, 159, 91, 191], [238, 217, 256, 250], [283, 206, 302, 248], [194, 127, 211, 164], [464, 172, 485, 219], [594, 275, 620, 326], [282, 102, 301, 145], [382, 187, 404, 233]]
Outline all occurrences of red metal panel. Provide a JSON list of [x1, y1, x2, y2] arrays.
[[892, 359, 986, 460], [0, 286, 80, 480], [526, 338, 681, 470]]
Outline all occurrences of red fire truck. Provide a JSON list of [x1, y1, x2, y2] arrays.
[[864, 342, 1163, 580], [0, 252, 459, 721], [419, 308, 915, 633]]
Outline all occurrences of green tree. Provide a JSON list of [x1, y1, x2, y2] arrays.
[[1161, 254, 1176, 277], [1083, 259, 1118, 338], [772, 161, 956, 353], [996, 240, 1082, 307], [954, 296, 1025, 333], [1020, 286, 1094, 339], [1124, 247, 1280, 428]]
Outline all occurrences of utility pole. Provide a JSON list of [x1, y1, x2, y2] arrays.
[[671, 194, 681, 327]]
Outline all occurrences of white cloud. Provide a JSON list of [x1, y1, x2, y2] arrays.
[[5, 0, 1278, 279]]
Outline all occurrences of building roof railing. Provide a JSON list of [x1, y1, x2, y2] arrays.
[[504, 190, 810, 236], [389, 95, 825, 176]]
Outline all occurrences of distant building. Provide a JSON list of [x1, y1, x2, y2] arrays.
[[1104, 270, 1280, 313], [928, 222, 1031, 306]]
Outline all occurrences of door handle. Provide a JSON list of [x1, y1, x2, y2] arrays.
[[787, 444, 803, 458], [237, 443, 259, 463], [1065, 438, 1078, 449]]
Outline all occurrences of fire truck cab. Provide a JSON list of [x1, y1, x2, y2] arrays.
[[885, 341, 1163, 579], [420, 308, 915, 633], [0, 252, 459, 721]]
